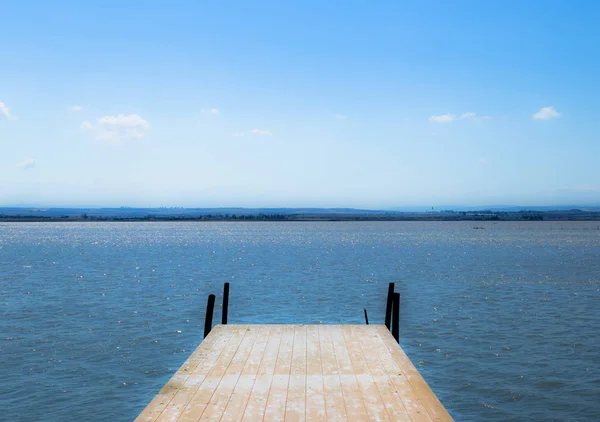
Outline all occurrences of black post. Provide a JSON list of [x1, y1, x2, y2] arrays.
[[392, 292, 400, 343], [364, 308, 369, 325], [385, 282, 395, 330], [204, 294, 216, 338], [222, 282, 230, 324]]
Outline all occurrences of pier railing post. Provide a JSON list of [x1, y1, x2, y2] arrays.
[[204, 294, 216, 338], [392, 292, 400, 343], [222, 282, 230, 324], [385, 282, 395, 330]]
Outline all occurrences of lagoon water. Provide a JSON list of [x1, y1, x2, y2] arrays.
[[1, 221, 599, 421]]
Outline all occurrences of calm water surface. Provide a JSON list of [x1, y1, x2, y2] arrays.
[[1, 221, 599, 421]]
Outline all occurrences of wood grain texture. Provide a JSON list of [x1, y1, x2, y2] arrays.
[[136, 324, 453, 421]]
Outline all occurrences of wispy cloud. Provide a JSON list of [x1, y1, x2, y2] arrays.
[[429, 113, 456, 123], [335, 114, 348, 120], [460, 112, 491, 121], [201, 108, 220, 116], [16, 158, 36, 170], [81, 114, 150, 142], [231, 132, 246, 137], [533, 106, 560, 120], [0, 102, 17, 120], [430, 112, 490, 123], [69, 105, 84, 112]]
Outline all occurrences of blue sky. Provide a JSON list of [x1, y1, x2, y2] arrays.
[[2, 0, 599, 208]]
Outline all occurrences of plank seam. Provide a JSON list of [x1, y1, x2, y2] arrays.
[[146, 325, 228, 422], [233, 325, 272, 420], [352, 325, 408, 421], [375, 327, 448, 421], [216, 326, 265, 421], [260, 325, 284, 422], [180, 325, 250, 421]]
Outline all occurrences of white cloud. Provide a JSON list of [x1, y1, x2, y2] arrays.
[[69, 105, 84, 112], [533, 106, 560, 120], [81, 114, 149, 142], [0, 102, 16, 120], [250, 128, 272, 136], [429, 113, 456, 123], [460, 112, 491, 121], [201, 108, 220, 115], [335, 114, 348, 120], [16, 158, 36, 170]]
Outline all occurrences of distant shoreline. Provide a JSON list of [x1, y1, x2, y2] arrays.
[[2, 207, 600, 222], [2, 216, 600, 222]]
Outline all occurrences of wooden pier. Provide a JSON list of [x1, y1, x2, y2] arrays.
[[136, 324, 453, 421]]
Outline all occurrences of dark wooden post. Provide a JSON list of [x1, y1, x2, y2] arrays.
[[222, 282, 230, 324], [364, 308, 369, 325], [385, 282, 395, 330], [204, 294, 216, 338], [392, 292, 400, 343]]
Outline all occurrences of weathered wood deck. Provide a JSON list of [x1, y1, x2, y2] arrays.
[[136, 324, 453, 421]]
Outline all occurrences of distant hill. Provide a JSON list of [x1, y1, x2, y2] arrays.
[[389, 204, 600, 212], [1, 206, 600, 221]]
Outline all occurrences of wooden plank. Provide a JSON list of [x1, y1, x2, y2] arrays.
[[319, 326, 348, 420], [341, 326, 388, 422], [305, 326, 325, 420], [177, 325, 248, 421], [352, 325, 411, 420], [241, 325, 271, 376], [286, 374, 307, 421], [306, 325, 322, 376], [322, 374, 348, 421], [376, 326, 453, 422], [220, 326, 271, 421], [306, 375, 326, 421], [152, 327, 242, 422], [330, 325, 354, 375], [241, 374, 272, 420], [137, 374, 188, 422], [263, 374, 290, 420], [318, 325, 339, 376], [291, 325, 307, 375], [366, 327, 432, 422], [319, 325, 348, 420], [341, 326, 370, 375], [198, 374, 239, 421], [339, 374, 370, 421], [258, 325, 283, 375], [199, 326, 260, 420], [274, 325, 295, 375], [135, 325, 228, 422], [219, 374, 256, 422], [264, 325, 293, 419], [356, 374, 392, 422], [330, 326, 369, 420], [286, 325, 308, 420]]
